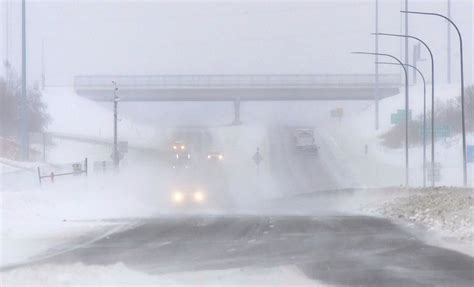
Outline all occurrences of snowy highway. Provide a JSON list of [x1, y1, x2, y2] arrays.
[[3, 125, 473, 286], [11, 215, 473, 286]]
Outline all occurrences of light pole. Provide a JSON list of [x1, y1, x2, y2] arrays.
[[401, 10, 467, 187], [374, 0, 379, 130], [112, 81, 119, 167], [352, 51, 410, 187], [374, 32, 435, 187], [376, 61, 427, 187], [447, 0, 451, 84], [21, 0, 28, 160], [404, 0, 409, 76], [3, 0, 8, 78]]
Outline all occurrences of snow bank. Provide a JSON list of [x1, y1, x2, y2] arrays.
[[369, 187, 473, 242], [348, 186, 474, 257], [1, 263, 322, 286]]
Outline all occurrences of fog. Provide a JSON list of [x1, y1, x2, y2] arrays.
[[1, 0, 473, 85]]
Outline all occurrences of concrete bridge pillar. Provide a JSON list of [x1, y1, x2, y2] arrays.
[[233, 98, 241, 125]]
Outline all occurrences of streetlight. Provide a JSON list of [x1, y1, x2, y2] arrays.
[[376, 61, 427, 187], [374, 0, 379, 130], [21, 0, 28, 160], [373, 32, 436, 187], [352, 51, 410, 187], [112, 81, 120, 167], [401, 10, 467, 187]]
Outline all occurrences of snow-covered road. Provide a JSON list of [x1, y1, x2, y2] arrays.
[[4, 215, 474, 286]]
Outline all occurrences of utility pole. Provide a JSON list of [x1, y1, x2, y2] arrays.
[[21, 0, 29, 160], [374, 0, 379, 130], [447, 0, 451, 84], [112, 81, 119, 167]]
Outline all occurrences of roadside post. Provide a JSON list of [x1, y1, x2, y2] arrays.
[[29, 132, 52, 162], [468, 145, 474, 186], [112, 81, 120, 168], [253, 148, 263, 176], [427, 162, 441, 183]]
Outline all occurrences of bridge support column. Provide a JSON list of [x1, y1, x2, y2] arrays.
[[233, 98, 241, 125]]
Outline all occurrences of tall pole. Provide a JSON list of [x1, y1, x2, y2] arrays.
[[41, 39, 45, 90], [412, 43, 421, 84], [353, 52, 410, 187], [21, 0, 29, 160], [3, 0, 8, 78], [374, 0, 379, 130], [404, 0, 409, 77], [376, 61, 427, 187], [375, 32, 435, 187], [112, 81, 119, 167], [401, 10, 467, 186], [447, 0, 451, 84]]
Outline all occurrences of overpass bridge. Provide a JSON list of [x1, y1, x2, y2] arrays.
[[74, 74, 401, 123]]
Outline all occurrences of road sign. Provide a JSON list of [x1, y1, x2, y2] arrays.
[[467, 145, 474, 163], [427, 162, 441, 182], [391, 109, 412, 125], [253, 150, 263, 165], [330, 108, 344, 118], [72, 162, 83, 174], [419, 124, 451, 139]]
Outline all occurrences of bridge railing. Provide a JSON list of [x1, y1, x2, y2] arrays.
[[74, 74, 401, 89]]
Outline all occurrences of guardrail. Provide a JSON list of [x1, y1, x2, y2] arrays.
[[74, 74, 401, 89], [38, 158, 88, 184]]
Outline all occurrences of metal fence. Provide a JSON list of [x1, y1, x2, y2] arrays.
[[74, 74, 401, 89]]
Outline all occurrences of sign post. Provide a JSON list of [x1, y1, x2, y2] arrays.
[[253, 148, 263, 176], [466, 145, 474, 163], [427, 162, 441, 183]]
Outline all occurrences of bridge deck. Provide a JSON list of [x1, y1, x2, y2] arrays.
[[74, 74, 402, 101]]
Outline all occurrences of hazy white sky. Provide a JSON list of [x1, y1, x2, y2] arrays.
[[1, 0, 472, 85]]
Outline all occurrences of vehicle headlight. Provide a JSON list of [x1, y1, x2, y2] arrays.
[[173, 146, 177, 150], [207, 155, 211, 159], [181, 145, 185, 150], [172, 192, 184, 203], [218, 155, 223, 160], [193, 191, 205, 202]]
